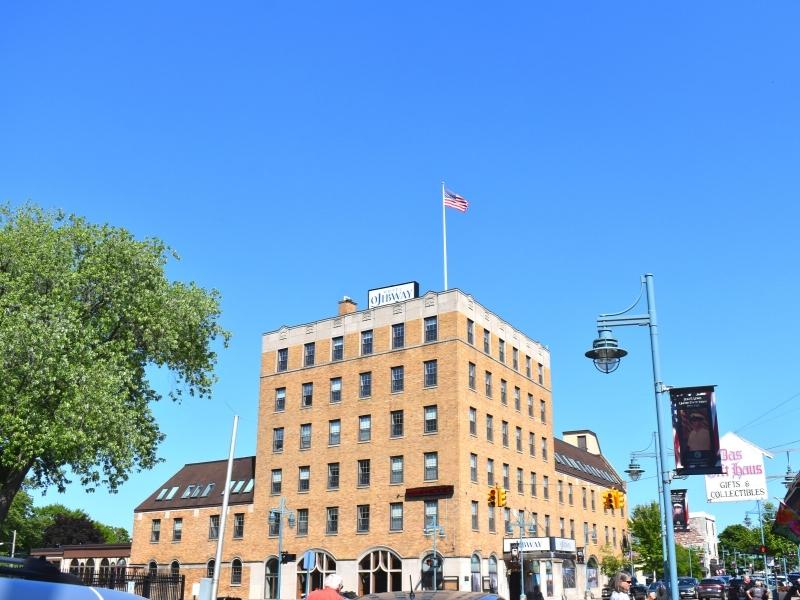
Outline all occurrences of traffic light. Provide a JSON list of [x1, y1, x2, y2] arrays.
[[759, 545, 767, 554], [612, 490, 625, 509], [497, 487, 508, 507], [280, 552, 296, 564], [603, 491, 614, 509], [488, 487, 497, 506]]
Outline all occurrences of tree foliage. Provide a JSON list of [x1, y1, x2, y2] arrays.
[[42, 513, 105, 546], [630, 501, 665, 578], [0, 204, 230, 526], [600, 548, 625, 577], [718, 503, 800, 572]]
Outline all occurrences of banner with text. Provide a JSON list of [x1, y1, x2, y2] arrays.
[[705, 432, 772, 503], [671, 489, 689, 531], [671, 385, 723, 475]]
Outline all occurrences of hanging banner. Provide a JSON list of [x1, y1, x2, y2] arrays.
[[671, 489, 689, 531], [705, 432, 771, 503], [773, 502, 800, 543], [670, 385, 723, 475]]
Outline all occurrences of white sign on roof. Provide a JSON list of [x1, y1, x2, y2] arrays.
[[705, 432, 772, 503]]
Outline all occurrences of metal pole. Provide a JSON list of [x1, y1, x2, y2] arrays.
[[274, 500, 285, 600], [10, 530, 16, 558], [211, 415, 239, 600], [689, 548, 692, 578], [756, 501, 766, 578], [520, 516, 525, 600], [652, 430, 669, 579], [644, 274, 680, 600]]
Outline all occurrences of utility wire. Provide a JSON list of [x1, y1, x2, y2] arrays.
[[733, 390, 800, 434]]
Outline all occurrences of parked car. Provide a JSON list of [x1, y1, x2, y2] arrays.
[[678, 578, 700, 599], [697, 578, 727, 600]]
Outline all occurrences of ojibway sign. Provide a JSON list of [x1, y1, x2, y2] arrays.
[[368, 281, 420, 309], [705, 432, 772, 503]]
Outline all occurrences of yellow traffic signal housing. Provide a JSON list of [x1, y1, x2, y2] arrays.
[[603, 491, 614, 509], [497, 487, 508, 507], [488, 487, 497, 506], [615, 490, 626, 509]]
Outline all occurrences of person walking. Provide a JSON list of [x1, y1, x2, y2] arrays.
[[611, 573, 634, 600], [746, 580, 767, 600], [307, 574, 344, 600]]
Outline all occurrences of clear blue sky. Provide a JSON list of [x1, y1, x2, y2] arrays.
[[2, 2, 799, 538]]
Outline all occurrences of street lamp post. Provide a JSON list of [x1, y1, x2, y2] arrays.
[[423, 523, 445, 591], [744, 501, 768, 578], [585, 273, 679, 600], [507, 513, 537, 600], [269, 498, 295, 600]]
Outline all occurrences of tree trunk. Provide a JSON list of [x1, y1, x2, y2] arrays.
[[0, 463, 33, 526]]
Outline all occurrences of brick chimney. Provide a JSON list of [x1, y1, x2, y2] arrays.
[[338, 296, 357, 315]]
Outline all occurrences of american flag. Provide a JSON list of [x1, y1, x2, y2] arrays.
[[443, 188, 469, 212]]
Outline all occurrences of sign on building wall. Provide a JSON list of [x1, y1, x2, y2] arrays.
[[671, 385, 723, 475], [705, 432, 772, 503], [367, 281, 419, 309]]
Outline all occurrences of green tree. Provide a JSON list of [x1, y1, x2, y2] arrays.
[[675, 545, 703, 578], [630, 501, 665, 578], [600, 547, 625, 577], [0, 204, 229, 526]]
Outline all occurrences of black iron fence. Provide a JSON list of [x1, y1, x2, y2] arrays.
[[78, 568, 185, 600]]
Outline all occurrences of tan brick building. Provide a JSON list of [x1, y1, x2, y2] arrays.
[[130, 286, 629, 600]]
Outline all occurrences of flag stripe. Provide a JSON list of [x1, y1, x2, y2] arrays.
[[443, 188, 469, 212]]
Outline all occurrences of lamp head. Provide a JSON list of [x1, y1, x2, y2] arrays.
[[625, 459, 644, 481], [585, 328, 627, 373], [744, 515, 752, 527]]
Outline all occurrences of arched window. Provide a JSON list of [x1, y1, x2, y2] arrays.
[[116, 559, 127, 579], [85, 558, 95, 578], [358, 549, 402, 595], [99, 558, 110, 577], [488, 555, 498, 594], [586, 557, 599, 589], [421, 552, 443, 590], [231, 558, 243, 585], [264, 557, 279, 599], [148, 561, 158, 577], [470, 554, 482, 592], [563, 559, 576, 589], [69, 559, 80, 575], [297, 550, 336, 595], [170, 561, 180, 578], [207, 559, 215, 579]]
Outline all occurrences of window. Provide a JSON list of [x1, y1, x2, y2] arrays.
[[483, 329, 490, 353], [486, 414, 494, 441], [275, 388, 286, 412], [330, 378, 341, 403], [484, 371, 492, 397], [516, 468, 524, 493], [424, 360, 437, 387], [527, 394, 534, 417], [233, 513, 244, 538], [299, 423, 312, 449], [568, 483, 574, 505], [424, 499, 438, 528], [488, 506, 496, 532], [392, 323, 405, 349], [514, 387, 521, 411], [543, 476, 549, 499], [170, 561, 180, 577], [502, 421, 509, 447], [151, 519, 161, 543], [269, 514, 279, 537], [302, 382, 313, 408], [424, 405, 438, 433], [502, 463, 510, 489], [540, 399, 547, 423], [424, 452, 438, 480], [591, 490, 596, 511], [361, 330, 373, 355], [271, 469, 282, 494], [471, 501, 479, 530], [498, 339, 505, 363], [390, 410, 404, 437], [515, 427, 522, 452], [272, 428, 284, 452], [531, 512, 539, 536], [578, 435, 588, 450], [390, 503, 403, 531], [277, 348, 288, 372], [231, 558, 242, 585], [298, 466, 310, 492], [530, 472, 537, 496], [424, 316, 438, 342], [304, 343, 315, 367], [467, 319, 474, 344], [558, 480, 564, 503], [328, 419, 341, 445], [326, 507, 339, 534], [470, 454, 478, 482], [605, 526, 610, 545], [542, 437, 548, 460], [469, 407, 477, 435], [504, 508, 511, 533], [582, 487, 587, 509], [172, 518, 182, 542], [560, 518, 565, 538], [390, 456, 404, 484], [327, 463, 340, 489], [513, 347, 519, 370], [207, 559, 215, 579], [209, 515, 220, 540], [468, 362, 476, 389], [584, 522, 589, 545], [357, 505, 370, 533], [359, 415, 371, 441], [538, 363, 544, 384], [526, 355, 532, 378], [391, 366, 404, 393], [358, 459, 371, 486], [360, 372, 372, 398], [544, 514, 551, 536], [332, 336, 343, 361], [529, 432, 535, 456], [487, 458, 495, 486], [297, 509, 308, 535]]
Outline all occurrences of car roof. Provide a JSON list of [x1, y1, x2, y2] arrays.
[[0, 578, 148, 599]]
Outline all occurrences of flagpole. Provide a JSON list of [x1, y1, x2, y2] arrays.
[[442, 181, 448, 291]]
